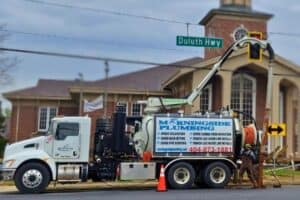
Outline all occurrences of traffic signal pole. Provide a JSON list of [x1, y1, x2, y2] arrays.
[[257, 43, 275, 188]]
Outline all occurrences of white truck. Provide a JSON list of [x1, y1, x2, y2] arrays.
[[0, 37, 275, 193]]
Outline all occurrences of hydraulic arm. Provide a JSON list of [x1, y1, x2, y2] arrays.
[[142, 36, 274, 114]]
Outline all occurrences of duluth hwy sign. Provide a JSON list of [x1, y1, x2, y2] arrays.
[[176, 35, 223, 48]]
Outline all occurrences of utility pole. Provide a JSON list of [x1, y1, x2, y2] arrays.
[[78, 73, 84, 116], [103, 61, 109, 118]]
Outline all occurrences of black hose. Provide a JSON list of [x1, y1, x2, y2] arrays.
[[159, 97, 167, 112], [144, 118, 152, 152], [266, 43, 275, 61]]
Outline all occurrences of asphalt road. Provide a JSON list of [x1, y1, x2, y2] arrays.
[[1, 186, 300, 200]]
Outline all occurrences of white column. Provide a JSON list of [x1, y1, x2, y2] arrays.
[[220, 72, 233, 107], [271, 78, 280, 150]]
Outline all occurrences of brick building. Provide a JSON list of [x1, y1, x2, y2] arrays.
[[3, 0, 300, 160], [3, 58, 202, 152]]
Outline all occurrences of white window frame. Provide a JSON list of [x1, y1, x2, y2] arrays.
[[38, 107, 58, 132], [131, 102, 142, 116], [199, 84, 213, 112], [231, 74, 256, 125]]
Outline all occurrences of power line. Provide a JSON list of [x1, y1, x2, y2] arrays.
[[0, 46, 201, 69], [0, 29, 199, 53], [22, 0, 199, 26], [21, 0, 300, 39], [1, 46, 299, 77], [269, 32, 300, 38]]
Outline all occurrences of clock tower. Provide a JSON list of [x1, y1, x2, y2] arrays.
[[200, 0, 273, 59]]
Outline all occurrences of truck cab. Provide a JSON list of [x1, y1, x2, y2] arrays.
[[1, 116, 91, 193]]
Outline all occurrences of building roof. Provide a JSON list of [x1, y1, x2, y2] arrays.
[[3, 57, 203, 100], [3, 79, 77, 100], [81, 57, 203, 92], [163, 49, 300, 88], [199, 6, 273, 25]]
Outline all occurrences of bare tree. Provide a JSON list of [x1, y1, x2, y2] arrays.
[[0, 24, 18, 85]]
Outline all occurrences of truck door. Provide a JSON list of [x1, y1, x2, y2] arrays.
[[53, 122, 80, 159]]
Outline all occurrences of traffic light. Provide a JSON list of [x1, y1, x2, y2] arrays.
[[248, 32, 263, 62]]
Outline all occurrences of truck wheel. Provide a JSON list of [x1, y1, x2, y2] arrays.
[[203, 162, 231, 188], [167, 162, 195, 189], [14, 162, 50, 193]]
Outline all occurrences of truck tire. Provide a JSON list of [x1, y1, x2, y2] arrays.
[[167, 162, 195, 189], [203, 162, 231, 188], [14, 162, 50, 193]]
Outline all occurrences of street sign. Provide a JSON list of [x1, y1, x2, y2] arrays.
[[267, 123, 286, 136], [176, 36, 223, 48]]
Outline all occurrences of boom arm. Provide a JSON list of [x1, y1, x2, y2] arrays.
[[142, 37, 274, 114]]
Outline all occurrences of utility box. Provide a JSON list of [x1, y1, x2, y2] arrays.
[[120, 162, 156, 180]]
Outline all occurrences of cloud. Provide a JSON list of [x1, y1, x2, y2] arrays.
[[0, 0, 210, 45]]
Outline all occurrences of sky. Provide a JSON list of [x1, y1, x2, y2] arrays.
[[0, 0, 300, 110]]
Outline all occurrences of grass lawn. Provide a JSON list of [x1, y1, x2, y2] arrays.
[[265, 168, 300, 176], [0, 180, 14, 186]]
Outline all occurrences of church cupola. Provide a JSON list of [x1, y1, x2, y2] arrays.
[[200, 0, 273, 59], [220, 0, 252, 9]]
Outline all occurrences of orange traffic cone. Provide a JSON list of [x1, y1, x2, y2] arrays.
[[157, 165, 167, 192]]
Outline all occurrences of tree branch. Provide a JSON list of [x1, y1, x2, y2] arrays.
[[0, 24, 18, 85]]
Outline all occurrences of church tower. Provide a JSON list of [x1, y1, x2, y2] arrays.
[[200, 0, 273, 59]]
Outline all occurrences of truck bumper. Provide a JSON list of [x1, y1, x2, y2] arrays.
[[0, 166, 15, 181]]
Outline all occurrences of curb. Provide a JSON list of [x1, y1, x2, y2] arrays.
[[1, 179, 300, 194], [0, 181, 157, 193]]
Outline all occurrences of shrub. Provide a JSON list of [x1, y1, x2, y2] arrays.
[[0, 137, 7, 159]]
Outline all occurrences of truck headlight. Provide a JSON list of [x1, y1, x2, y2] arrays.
[[4, 159, 16, 168]]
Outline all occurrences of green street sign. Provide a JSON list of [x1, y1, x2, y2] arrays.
[[176, 36, 223, 48]]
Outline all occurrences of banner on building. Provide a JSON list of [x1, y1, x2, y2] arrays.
[[83, 96, 103, 112]]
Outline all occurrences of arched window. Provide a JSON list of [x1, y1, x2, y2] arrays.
[[231, 74, 256, 126], [200, 84, 212, 112]]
